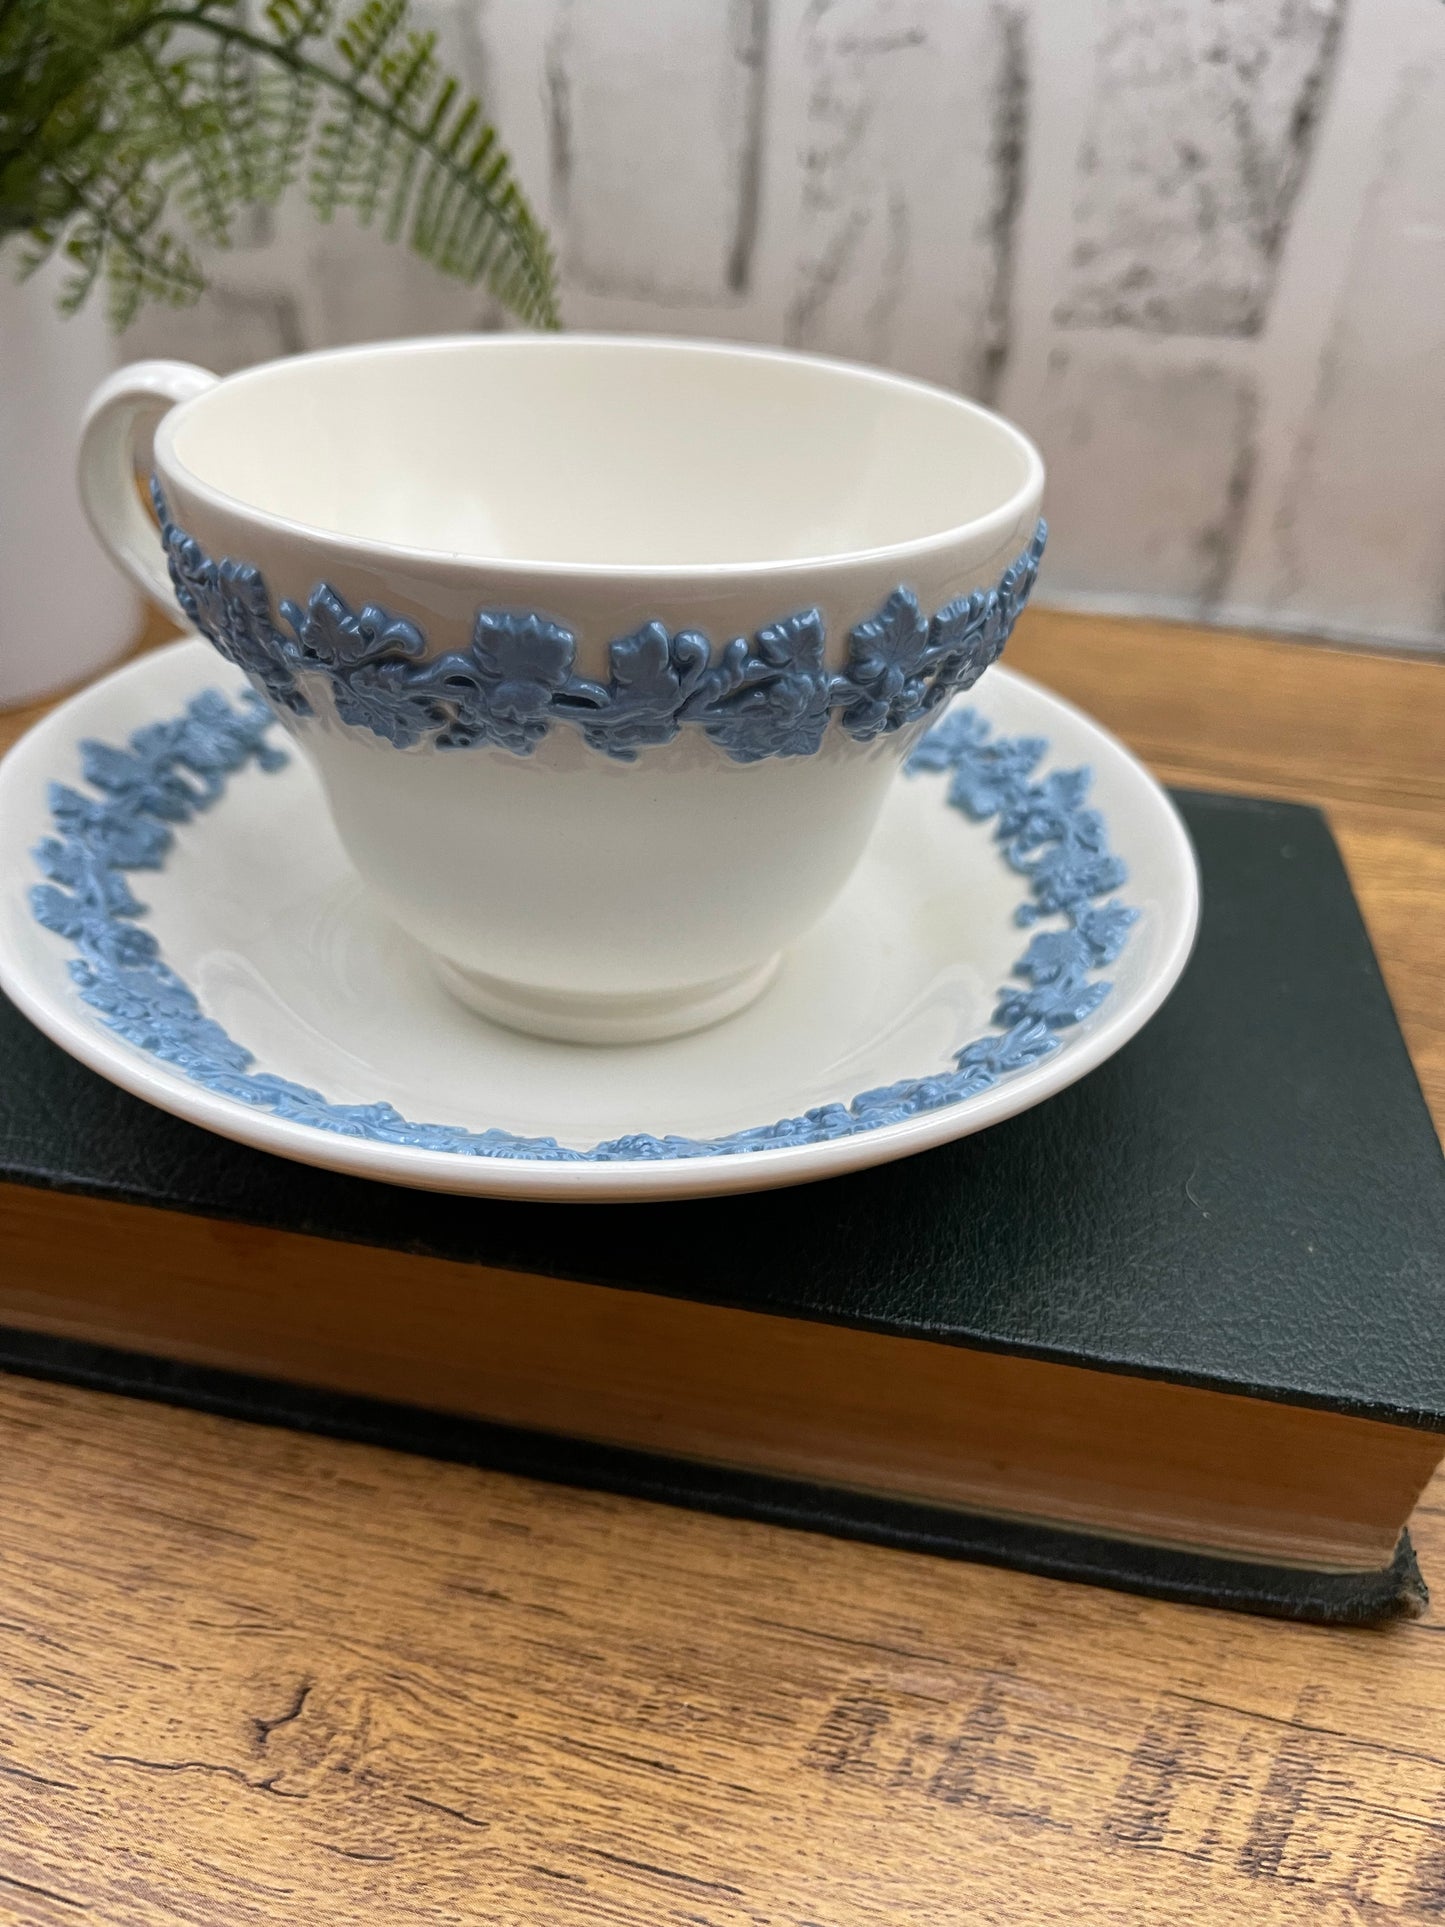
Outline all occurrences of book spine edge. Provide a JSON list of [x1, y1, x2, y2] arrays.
[[0, 1322, 1426, 1628]]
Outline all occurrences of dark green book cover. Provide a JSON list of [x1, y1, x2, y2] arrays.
[[2, 790, 1444, 1621]]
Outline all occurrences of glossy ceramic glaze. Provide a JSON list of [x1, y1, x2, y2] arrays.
[[0, 641, 1199, 1201], [78, 336, 1045, 1041]]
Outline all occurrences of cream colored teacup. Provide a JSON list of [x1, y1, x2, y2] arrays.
[[79, 336, 1044, 1044]]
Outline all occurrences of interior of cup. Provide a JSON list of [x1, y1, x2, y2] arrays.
[[164, 337, 1040, 570]]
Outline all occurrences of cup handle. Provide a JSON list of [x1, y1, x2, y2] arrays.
[[77, 360, 218, 626]]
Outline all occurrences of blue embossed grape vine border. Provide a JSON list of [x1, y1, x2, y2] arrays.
[[153, 480, 1047, 766], [28, 688, 1137, 1164]]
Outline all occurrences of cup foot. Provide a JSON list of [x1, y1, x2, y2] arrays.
[[434, 955, 783, 1045]]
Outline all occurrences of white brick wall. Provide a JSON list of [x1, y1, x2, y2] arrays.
[[122, 0, 1445, 651]]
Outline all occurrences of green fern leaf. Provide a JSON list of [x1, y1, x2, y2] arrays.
[[1, 0, 558, 329]]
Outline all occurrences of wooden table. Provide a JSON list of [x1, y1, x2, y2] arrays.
[[1, 611, 1443, 1925]]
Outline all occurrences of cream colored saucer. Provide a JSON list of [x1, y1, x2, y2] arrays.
[[0, 640, 1198, 1201]]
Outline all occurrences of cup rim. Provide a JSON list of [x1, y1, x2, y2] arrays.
[[154, 333, 1045, 583]]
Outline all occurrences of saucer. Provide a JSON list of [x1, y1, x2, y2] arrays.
[[0, 639, 1198, 1202]]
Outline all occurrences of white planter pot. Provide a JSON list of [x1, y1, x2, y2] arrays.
[[0, 257, 139, 706]]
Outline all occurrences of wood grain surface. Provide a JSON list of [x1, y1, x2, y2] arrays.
[[1, 608, 1443, 1925]]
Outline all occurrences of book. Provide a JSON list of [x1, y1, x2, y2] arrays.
[[2, 788, 1443, 1624]]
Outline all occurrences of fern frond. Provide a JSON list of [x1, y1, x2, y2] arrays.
[[263, 0, 332, 52], [354, 18, 434, 225], [51, 151, 204, 326], [0, 0, 559, 329], [311, 0, 401, 221], [208, 0, 560, 327], [211, 26, 262, 208], [125, 40, 234, 245]]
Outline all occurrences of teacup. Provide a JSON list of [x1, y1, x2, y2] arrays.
[[79, 336, 1044, 1044]]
